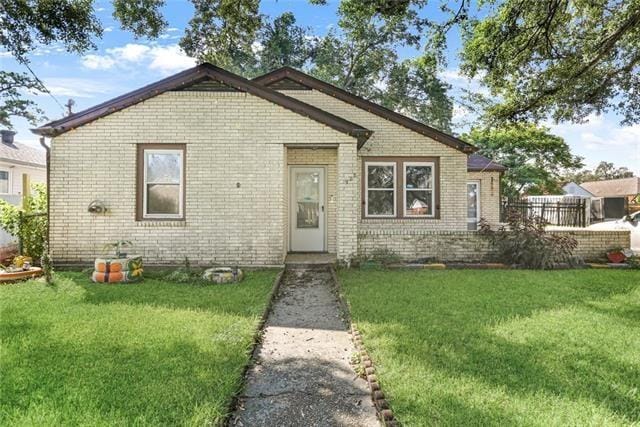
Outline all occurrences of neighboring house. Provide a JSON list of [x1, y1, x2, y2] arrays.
[[578, 177, 640, 219], [562, 182, 595, 198], [29, 63, 518, 265], [0, 130, 47, 248]]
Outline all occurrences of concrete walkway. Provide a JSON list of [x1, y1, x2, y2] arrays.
[[230, 266, 378, 427]]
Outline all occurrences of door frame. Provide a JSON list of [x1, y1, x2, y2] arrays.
[[288, 165, 327, 252]]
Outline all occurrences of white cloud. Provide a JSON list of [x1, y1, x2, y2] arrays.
[[107, 43, 151, 62], [546, 114, 640, 173], [147, 45, 196, 73], [104, 26, 114, 32], [80, 43, 195, 74], [42, 77, 115, 98], [82, 54, 117, 69]]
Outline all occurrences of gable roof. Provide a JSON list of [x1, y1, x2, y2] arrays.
[[0, 140, 46, 168], [253, 67, 477, 154], [467, 153, 507, 172], [579, 177, 640, 197], [31, 63, 372, 145], [562, 182, 595, 197]]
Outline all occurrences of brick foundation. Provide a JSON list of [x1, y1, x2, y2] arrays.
[[358, 229, 631, 262]]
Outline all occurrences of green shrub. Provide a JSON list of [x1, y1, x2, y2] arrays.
[[0, 183, 47, 261], [479, 211, 579, 269]]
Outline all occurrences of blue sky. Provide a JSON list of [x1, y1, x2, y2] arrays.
[[2, 0, 638, 174]]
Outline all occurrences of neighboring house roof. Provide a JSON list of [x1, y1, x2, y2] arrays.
[[466, 153, 507, 172], [562, 182, 595, 197], [253, 67, 477, 154], [579, 177, 640, 197], [0, 140, 46, 168], [31, 63, 372, 145]]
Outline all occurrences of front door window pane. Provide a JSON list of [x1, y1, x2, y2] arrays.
[[296, 171, 320, 228]]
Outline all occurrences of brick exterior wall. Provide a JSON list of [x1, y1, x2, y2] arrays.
[[282, 90, 472, 234], [468, 171, 502, 226], [51, 85, 506, 266], [49, 91, 355, 265], [358, 229, 630, 262]]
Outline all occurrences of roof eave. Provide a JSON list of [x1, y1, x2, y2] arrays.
[[31, 63, 371, 141], [254, 67, 478, 154]]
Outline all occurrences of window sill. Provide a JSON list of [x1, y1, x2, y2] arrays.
[[135, 220, 186, 227]]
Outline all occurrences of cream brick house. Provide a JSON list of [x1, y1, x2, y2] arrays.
[[32, 63, 511, 266]]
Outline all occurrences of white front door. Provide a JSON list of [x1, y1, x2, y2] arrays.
[[290, 167, 326, 252]]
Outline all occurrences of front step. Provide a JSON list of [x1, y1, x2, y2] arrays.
[[284, 252, 337, 268]]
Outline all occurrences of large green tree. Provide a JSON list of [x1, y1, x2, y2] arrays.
[[464, 124, 584, 198], [359, 0, 640, 125], [563, 161, 635, 184], [0, 0, 174, 127]]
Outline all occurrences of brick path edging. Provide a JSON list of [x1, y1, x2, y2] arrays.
[[224, 269, 285, 424], [330, 267, 399, 427], [351, 324, 399, 427]]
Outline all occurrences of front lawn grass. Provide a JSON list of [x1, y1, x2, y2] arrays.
[[339, 269, 640, 426], [0, 269, 278, 426]]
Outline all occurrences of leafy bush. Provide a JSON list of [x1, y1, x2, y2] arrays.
[[0, 183, 47, 261], [479, 211, 578, 269]]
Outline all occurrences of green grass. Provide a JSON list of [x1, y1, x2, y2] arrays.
[[0, 269, 278, 426], [339, 269, 640, 426]]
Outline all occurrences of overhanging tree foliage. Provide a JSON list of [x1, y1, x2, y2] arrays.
[[464, 124, 584, 198]]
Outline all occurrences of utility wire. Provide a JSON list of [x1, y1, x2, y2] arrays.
[[22, 60, 66, 115]]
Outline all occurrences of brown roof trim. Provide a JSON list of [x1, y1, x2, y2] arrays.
[[253, 67, 477, 153], [31, 63, 372, 144]]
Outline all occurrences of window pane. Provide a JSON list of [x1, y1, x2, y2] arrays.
[[0, 171, 8, 193], [367, 165, 394, 189], [368, 190, 394, 216], [146, 153, 181, 183], [147, 184, 180, 215], [405, 165, 432, 189], [296, 171, 320, 229], [406, 190, 432, 216], [467, 183, 478, 219]]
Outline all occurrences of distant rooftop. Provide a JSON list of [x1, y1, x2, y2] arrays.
[[0, 131, 46, 168], [580, 177, 640, 197]]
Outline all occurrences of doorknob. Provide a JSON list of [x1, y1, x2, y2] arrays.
[[321, 205, 325, 212]]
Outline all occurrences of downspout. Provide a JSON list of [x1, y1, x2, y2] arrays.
[[39, 137, 50, 247]]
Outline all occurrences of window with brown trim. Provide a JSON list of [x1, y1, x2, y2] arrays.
[[136, 144, 186, 220], [362, 157, 440, 219]]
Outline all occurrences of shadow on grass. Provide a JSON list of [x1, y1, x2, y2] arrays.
[[342, 269, 640, 425], [62, 270, 277, 318]]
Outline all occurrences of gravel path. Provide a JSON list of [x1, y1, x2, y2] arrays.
[[230, 266, 378, 427]]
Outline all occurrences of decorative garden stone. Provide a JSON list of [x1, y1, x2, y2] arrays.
[[202, 267, 244, 284]]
